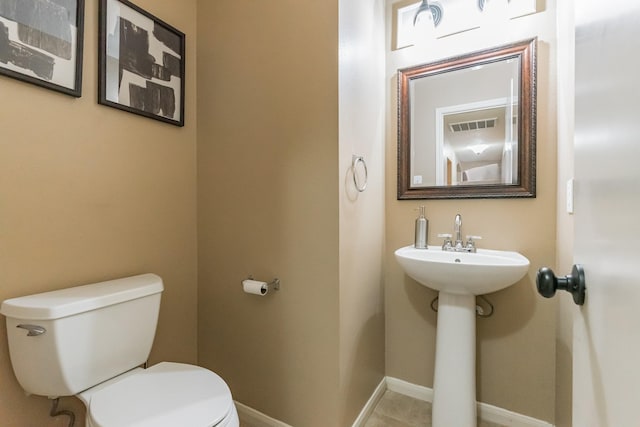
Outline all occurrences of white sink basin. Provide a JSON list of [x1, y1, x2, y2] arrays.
[[394, 245, 530, 295]]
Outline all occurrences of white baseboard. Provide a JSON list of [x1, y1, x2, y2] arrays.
[[234, 401, 293, 427], [476, 401, 554, 427], [235, 378, 387, 427], [385, 376, 434, 402], [236, 378, 554, 427], [384, 377, 554, 427], [351, 378, 387, 427]]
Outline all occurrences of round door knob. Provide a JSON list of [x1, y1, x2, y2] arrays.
[[536, 265, 586, 306]]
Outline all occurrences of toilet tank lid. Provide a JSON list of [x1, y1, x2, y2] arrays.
[[0, 274, 164, 321]]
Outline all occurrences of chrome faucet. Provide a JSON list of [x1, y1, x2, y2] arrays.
[[454, 214, 463, 250], [438, 214, 481, 253]]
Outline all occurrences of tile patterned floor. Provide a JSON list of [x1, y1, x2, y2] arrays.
[[363, 390, 431, 427], [363, 391, 506, 427], [239, 390, 507, 426]]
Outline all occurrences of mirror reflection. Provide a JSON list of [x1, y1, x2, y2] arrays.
[[398, 39, 536, 199]]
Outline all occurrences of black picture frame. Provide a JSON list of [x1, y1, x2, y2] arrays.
[[0, 0, 85, 97], [98, 0, 185, 126]]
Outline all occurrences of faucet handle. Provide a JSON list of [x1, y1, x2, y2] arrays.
[[465, 235, 482, 252], [438, 233, 453, 250], [438, 233, 452, 243]]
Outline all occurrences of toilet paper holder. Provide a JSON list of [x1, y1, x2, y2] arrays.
[[246, 275, 280, 291]]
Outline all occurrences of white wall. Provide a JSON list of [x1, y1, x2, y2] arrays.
[[338, 0, 387, 424], [554, 1, 575, 426]]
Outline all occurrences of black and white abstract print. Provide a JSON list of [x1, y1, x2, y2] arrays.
[[103, 0, 184, 124], [0, 0, 81, 93]]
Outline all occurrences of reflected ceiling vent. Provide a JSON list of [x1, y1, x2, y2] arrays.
[[449, 117, 497, 133]]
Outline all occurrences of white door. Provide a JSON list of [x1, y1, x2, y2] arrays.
[[572, 1, 640, 426]]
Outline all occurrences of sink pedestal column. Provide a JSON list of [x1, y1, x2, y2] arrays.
[[432, 292, 477, 427]]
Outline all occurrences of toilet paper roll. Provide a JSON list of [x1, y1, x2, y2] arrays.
[[243, 279, 268, 296]]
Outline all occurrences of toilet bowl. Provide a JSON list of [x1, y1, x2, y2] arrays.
[[0, 274, 239, 427], [78, 362, 239, 427]]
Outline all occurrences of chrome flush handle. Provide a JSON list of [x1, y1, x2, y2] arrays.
[[16, 324, 47, 337]]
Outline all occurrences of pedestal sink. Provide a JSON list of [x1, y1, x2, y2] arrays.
[[395, 245, 530, 427]]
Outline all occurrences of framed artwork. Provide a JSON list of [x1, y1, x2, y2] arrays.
[[0, 0, 85, 97], [99, 0, 185, 126]]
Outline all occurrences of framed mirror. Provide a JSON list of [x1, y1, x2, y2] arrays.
[[397, 38, 537, 199]]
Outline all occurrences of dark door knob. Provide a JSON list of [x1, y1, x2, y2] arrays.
[[536, 264, 586, 305]]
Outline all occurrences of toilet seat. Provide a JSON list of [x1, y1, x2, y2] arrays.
[[84, 362, 235, 427]]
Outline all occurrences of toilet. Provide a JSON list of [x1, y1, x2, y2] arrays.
[[0, 273, 239, 427]]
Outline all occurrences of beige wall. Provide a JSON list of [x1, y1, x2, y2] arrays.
[[196, 1, 342, 426], [1, 1, 572, 425], [385, 0, 558, 422], [1, 1, 386, 425], [0, 0, 198, 424], [197, 1, 387, 425]]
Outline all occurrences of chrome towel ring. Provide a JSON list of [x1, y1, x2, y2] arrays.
[[352, 155, 368, 192]]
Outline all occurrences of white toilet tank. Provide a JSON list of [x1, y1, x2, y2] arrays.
[[0, 274, 163, 398]]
